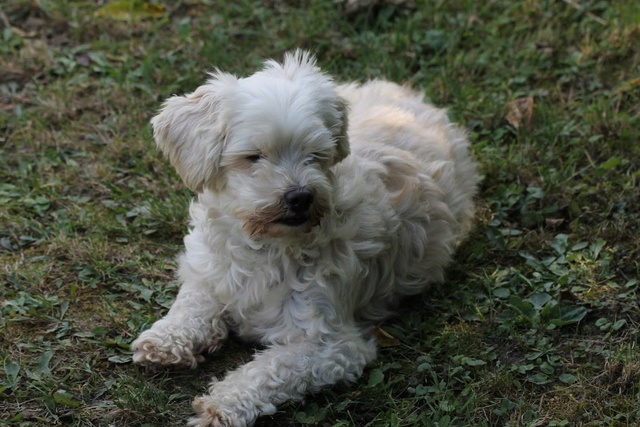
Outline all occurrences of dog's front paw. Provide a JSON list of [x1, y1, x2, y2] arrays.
[[189, 396, 245, 427], [131, 330, 204, 369]]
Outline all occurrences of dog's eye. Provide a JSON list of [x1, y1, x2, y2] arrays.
[[246, 154, 262, 163], [305, 153, 324, 165]]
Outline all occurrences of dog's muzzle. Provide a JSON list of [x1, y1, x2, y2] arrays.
[[278, 187, 314, 226]]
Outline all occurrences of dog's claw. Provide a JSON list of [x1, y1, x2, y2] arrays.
[[189, 397, 244, 427], [131, 335, 201, 370]]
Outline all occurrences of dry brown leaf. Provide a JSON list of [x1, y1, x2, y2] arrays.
[[0, 65, 27, 84], [545, 218, 565, 228], [505, 96, 534, 133], [373, 327, 401, 348]]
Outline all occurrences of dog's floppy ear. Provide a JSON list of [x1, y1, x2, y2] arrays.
[[151, 72, 237, 193], [330, 97, 350, 164]]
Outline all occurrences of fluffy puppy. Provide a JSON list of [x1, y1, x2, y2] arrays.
[[131, 50, 477, 427]]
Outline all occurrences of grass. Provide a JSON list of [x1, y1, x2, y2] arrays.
[[1, 0, 639, 425]]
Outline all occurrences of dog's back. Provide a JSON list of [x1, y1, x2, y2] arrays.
[[338, 80, 477, 242]]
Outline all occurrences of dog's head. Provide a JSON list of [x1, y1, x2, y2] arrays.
[[151, 50, 349, 239]]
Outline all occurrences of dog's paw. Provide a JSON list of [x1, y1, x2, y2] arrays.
[[131, 331, 204, 369], [189, 396, 245, 427]]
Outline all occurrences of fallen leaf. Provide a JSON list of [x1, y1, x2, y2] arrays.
[[545, 218, 565, 227], [94, 1, 166, 21], [76, 54, 91, 67], [373, 327, 400, 347], [616, 78, 640, 95], [505, 96, 534, 133], [0, 65, 27, 84]]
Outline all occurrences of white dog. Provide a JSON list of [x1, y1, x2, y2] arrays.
[[131, 50, 477, 427]]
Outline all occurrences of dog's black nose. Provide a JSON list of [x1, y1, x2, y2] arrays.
[[283, 188, 314, 213]]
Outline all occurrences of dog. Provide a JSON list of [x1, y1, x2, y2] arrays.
[[131, 50, 477, 426]]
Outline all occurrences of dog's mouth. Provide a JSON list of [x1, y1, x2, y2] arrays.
[[275, 215, 309, 227], [243, 196, 327, 238]]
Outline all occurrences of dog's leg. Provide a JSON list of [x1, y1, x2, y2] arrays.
[[188, 326, 377, 427], [131, 281, 227, 370]]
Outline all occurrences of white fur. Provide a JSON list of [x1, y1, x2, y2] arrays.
[[131, 50, 477, 427]]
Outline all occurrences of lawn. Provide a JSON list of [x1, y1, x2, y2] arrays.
[[1, 0, 639, 426]]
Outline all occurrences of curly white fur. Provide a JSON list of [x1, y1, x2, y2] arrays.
[[131, 50, 477, 427]]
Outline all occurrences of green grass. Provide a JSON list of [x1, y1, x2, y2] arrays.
[[1, 0, 639, 426]]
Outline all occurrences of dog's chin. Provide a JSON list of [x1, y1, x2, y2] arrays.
[[275, 216, 310, 227], [244, 216, 317, 239]]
